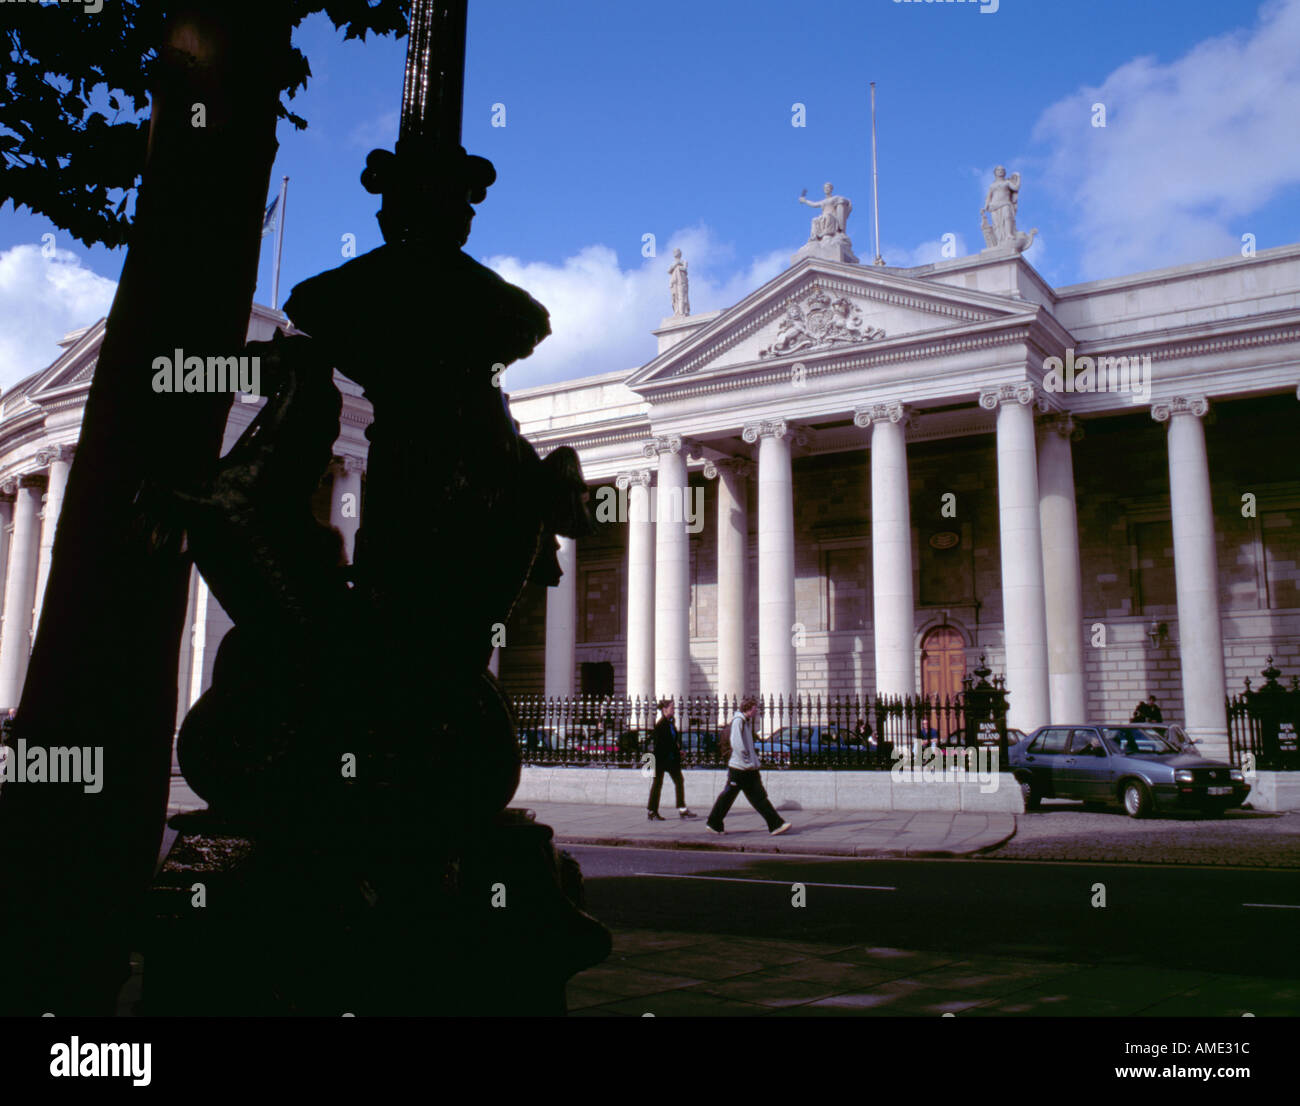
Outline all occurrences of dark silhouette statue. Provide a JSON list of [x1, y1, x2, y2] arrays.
[[145, 2, 610, 1014]]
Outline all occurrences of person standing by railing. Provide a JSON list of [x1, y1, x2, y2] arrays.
[[706, 696, 791, 836], [647, 699, 696, 821]]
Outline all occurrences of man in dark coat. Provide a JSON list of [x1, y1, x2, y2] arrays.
[[1131, 695, 1164, 724], [647, 699, 696, 821]]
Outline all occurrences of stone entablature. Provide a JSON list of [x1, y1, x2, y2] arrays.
[[518, 246, 1300, 490], [1051, 243, 1300, 341]]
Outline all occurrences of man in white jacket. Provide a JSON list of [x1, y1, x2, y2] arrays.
[[706, 696, 791, 835]]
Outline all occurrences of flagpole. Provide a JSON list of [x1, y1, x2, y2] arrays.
[[870, 82, 884, 267], [271, 174, 289, 311]]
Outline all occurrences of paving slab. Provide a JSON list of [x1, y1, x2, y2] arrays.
[[518, 801, 1014, 857], [569, 926, 1299, 1017], [165, 775, 1300, 867]]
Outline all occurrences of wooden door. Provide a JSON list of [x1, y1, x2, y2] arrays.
[[921, 627, 966, 739]]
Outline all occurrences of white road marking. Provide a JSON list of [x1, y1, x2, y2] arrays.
[[1242, 902, 1300, 910], [634, 872, 896, 891]]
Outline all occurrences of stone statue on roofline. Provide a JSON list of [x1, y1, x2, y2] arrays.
[[981, 165, 1038, 253], [668, 248, 690, 316], [792, 181, 859, 265]]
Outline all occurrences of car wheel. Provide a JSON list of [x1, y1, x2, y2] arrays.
[[1019, 777, 1041, 811], [1121, 780, 1151, 819]]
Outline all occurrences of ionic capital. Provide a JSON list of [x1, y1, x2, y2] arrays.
[[330, 454, 366, 477], [852, 401, 911, 430], [615, 468, 653, 491], [702, 457, 754, 480], [1150, 396, 1210, 423], [978, 382, 1049, 413], [741, 419, 808, 449], [642, 434, 686, 460], [1038, 412, 1083, 442], [35, 444, 75, 467]]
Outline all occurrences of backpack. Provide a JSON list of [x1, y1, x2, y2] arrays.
[[719, 719, 732, 760]]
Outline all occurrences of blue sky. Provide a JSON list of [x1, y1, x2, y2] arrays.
[[3, 0, 1299, 390]]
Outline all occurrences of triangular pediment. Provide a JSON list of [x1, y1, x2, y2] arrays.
[[23, 317, 106, 402], [627, 258, 1036, 391]]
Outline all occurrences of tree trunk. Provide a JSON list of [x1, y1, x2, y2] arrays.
[[0, 1, 292, 1014]]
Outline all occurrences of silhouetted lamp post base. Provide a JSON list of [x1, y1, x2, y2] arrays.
[[138, 0, 609, 1015]]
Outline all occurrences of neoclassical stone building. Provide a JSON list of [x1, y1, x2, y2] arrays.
[[498, 236, 1300, 762], [3, 233, 1298, 765], [0, 304, 372, 724]]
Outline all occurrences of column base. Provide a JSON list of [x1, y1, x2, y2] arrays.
[[1185, 728, 1230, 764]]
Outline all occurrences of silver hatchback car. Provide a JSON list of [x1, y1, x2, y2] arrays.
[[1009, 724, 1249, 818]]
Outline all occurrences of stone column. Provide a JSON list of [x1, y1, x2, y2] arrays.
[[188, 571, 212, 709], [743, 419, 802, 705], [175, 568, 198, 727], [31, 444, 74, 637], [0, 475, 47, 709], [544, 535, 578, 698], [855, 402, 916, 698], [1037, 415, 1087, 722], [980, 385, 1051, 732], [705, 457, 751, 701], [648, 435, 691, 700], [1152, 396, 1228, 758], [328, 455, 365, 563], [618, 469, 655, 709], [0, 491, 14, 623]]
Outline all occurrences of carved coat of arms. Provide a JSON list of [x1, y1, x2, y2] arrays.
[[758, 287, 885, 359]]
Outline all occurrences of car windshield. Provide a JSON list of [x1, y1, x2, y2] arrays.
[[1102, 727, 1178, 755]]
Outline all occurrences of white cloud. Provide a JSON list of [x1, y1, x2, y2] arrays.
[[0, 245, 117, 391], [1032, 0, 1300, 279], [485, 225, 788, 389]]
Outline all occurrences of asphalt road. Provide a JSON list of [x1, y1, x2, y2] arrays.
[[569, 845, 1300, 981]]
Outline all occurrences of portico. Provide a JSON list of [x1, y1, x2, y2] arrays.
[[2, 224, 1297, 771], [504, 240, 1300, 764]]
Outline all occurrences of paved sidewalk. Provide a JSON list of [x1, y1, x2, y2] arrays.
[[568, 927, 1294, 1017], [523, 800, 1015, 857], [167, 778, 1300, 865], [164, 778, 1009, 858]]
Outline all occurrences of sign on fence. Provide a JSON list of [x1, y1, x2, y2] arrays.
[[1280, 722, 1297, 755]]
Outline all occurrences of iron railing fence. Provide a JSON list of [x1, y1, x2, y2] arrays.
[[1222, 691, 1294, 769], [511, 692, 1011, 770], [1227, 696, 1261, 770], [1227, 657, 1300, 770]]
